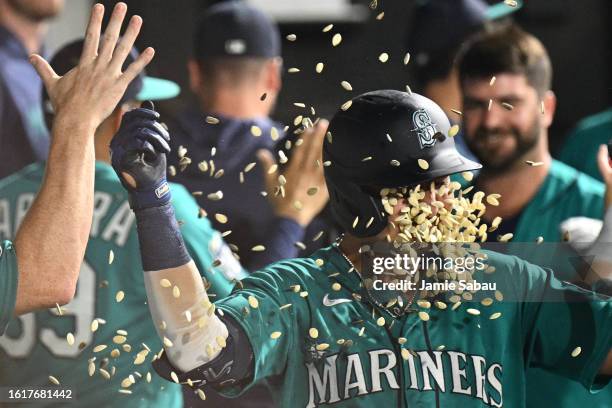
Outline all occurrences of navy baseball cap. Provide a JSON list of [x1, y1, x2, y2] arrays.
[[407, 0, 523, 76], [194, 1, 280, 59], [42, 38, 180, 123]]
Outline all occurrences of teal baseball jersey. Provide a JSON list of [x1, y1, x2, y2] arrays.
[[0, 162, 246, 408], [213, 245, 611, 407], [558, 108, 612, 183], [498, 160, 611, 407], [0, 240, 17, 336]]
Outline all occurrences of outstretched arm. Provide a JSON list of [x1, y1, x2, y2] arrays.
[[13, 2, 154, 314]]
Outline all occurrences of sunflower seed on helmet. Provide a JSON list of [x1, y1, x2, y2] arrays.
[[332, 33, 342, 46], [340, 81, 353, 91], [286, 34, 297, 41], [378, 52, 389, 63], [205, 116, 219, 124], [448, 124, 460, 137], [418, 159, 429, 170], [341, 100, 352, 111], [116, 291, 125, 303]]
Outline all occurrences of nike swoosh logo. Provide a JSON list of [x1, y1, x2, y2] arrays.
[[323, 294, 352, 307]]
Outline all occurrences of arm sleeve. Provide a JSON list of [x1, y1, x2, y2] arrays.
[[520, 259, 612, 391], [172, 185, 248, 299], [0, 240, 18, 335], [249, 216, 305, 271]]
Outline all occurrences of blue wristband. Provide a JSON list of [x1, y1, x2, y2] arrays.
[[134, 203, 192, 271], [129, 179, 172, 210]]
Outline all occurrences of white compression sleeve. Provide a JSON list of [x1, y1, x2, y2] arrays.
[[143, 261, 229, 373]]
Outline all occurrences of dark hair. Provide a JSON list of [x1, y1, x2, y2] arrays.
[[196, 57, 270, 89], [457, 24, 552, 95]]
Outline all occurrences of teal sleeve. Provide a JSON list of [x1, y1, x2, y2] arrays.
[[171, 184, 248, 299], [214, 259, 313, 397], [0, 240, 18, 336], [519, 259, 612, 392]]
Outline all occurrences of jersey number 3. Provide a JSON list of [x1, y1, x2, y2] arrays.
[[0, 261, 96, 358]]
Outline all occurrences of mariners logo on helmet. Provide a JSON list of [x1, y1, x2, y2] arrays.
[[413, 109, 437, 149]]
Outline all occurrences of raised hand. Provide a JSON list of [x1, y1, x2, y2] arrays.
[[257, 120, 330, 226], [29, 2, 154, 130], [110, 101, 172, 210], [597, 143, 612, 208]]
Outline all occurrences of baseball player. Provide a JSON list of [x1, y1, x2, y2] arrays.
[[0, 11, 246, 408], [111, 90, 612, 407], [1, 2, 153, 335]]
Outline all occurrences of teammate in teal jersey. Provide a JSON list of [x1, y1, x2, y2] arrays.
[[110, 88, 612, 407], [0, 34, 245, 408], [1, 2, 155, 335], [456, 25, 612, 405]]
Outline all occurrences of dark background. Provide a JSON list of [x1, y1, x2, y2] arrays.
[[100, 0, 612, 155]]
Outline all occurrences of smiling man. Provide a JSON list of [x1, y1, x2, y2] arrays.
[[457, 24, 611, 407]]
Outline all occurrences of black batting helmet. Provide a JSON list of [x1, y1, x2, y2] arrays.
[[323, 90, 481, 238]]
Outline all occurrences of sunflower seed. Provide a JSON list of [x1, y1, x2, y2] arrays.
[[332, 33, 342, 47], [172, 286, 181, 298], [286, 34, 297, 41], [418, 311, 430, 321], [486, 194, 500, 206], [417, 300, 431, 309], [332, 283, 342, 292], [93, 344, 107, 353], [287, 67, 300, 73], [390, 159, 401, 167], [405, 85, 412, 95], [504, 0, 518, 7], [418, 159, 429, 170], [467, 308, 480, 316], [452, 301, 462, 311], [215, 213, 228, 224], [248, 295, 259, 309], [525, 160, 544, 166], [341, 100, 352, 111], [489, 312, 502, 320], [340, 81, 353, 91], [536, 236, 544, 244], [501, 102, 514, 111], [251, 245, 266, 252], [116, 291, 125, 303], [376, 317, 385, 326], [448, 124, 460, 137], [322, 24, 333, 32], [571, 346, 582, 357], [434, 301, 447, 310], [403, 53, 411, 65], [49, 375, 60, 385], [489, 76, 496, 86], [205, 116, 219, 124], [498, 233, 513, 242], [312, 230, 324, 241], [108, 249, 115, 265], [376, 11, 385, 20], [451, 109, 463, 116], [315, 62, 324, 73], [113, 335, 127, 344], [369, 0, 378, 9], [358, 327, 365, 337], [488, 99, 493, 111], [250, 125, 262, 137], [378, 52, 389, 63], [401, 348, 410, 360], [111, 349, 121, 358], [67, 332, 75, 346], [204, 191, 223, 202], [316, 343, 330, 351], [494, 290, 504, 301]]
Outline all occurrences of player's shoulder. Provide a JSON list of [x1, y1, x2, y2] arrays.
[[550, 160, 604, 197], [0, 162, 44, 191], [572, 108, 612, 135]]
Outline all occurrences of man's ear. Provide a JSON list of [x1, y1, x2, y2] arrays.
[[541, 90, 556, 129], [187, 59, 202, 94], [264, 57, 282, 93]]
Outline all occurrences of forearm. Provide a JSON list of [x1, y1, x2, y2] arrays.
[[135, 203, 228, 372], [14, 117, 96, 314]]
